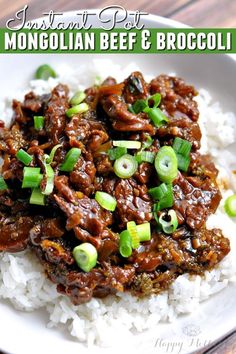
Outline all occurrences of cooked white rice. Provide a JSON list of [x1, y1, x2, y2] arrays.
[[0, 60, 235, 347]]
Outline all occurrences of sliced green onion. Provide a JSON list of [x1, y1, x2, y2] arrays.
[[22, 167, 43, 188], [224, 194, 236, 217], [142, 135, 153, 150], [173, 137, 192, 172], [147, 93, 161, 108], [95, 191, 117, 211], [45, 144, 62, 164], [35, 64, 57, 80], [60, 148, 81, 172], [94, 75, 102, 86], [66, 103, 89, 118], [132, 99, 147, 114], [158, 190, 174, 210], [144, 107, 168, 127], [131, 93, 162, 114], [70, 91, 86, 106], [34, 116, 45, 131], [72, 243, 98, 272], [128, 104, 136, 114], [149, 183, 169, 200], [149, 183, 174, 211], [153, 204, 160, 224], [0, 176, 8, 191], [42, 164, 54, 195], [113, 140, 141, 149], [119, 230, 132, 258], [113, 154, 138, 179], [16, 149, 33, 166], [135, 151, 155, 164], [127, 221, 140, 249], [30, 188, 45, 206], [176, 154, 190, 172], [155, 146, 178, 183], [159, 209, 178, 234], [173, 137, 192, 157], [136, 222, 151, 242], [108, 147, 127, 161]]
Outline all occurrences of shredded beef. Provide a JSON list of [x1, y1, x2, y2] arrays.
[[0, 71, 230, 305]]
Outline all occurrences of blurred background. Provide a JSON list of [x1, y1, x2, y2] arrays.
[[0, 0, 235, 27]]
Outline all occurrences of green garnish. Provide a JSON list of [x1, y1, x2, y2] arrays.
[[45, 144, 62, 164], [127, 221, 140, 249], [136, 222, 151, 242], [224, 194, 236, 217], [119, 221, 152, 257], [159, 209, 178, 234], [173, 137, 192, 156], [16, 149, 33, 166], [66, 103, 89, 118], [113, 154, 138, 179], [60, 148, 81, 172], [22, 167, 43, 189], [0, 176, 8, 191], [30, 188, 45, 206], [176, 154, 190, 172], [132, 99, 147, 114], [35, 64, 57, 80], [155, 146, 178, 183], [147, 93, 161, 108], [113, 140, 141, 149], [41, 163, 54, 196], [73, 243, 98, 272], [94, 76, 102, 86], [142, 135, 153, 150], [131, 93, 168, 127], [149, 183, 174, 210], [144, 107, 169, 127], [108, 147, 127, 161], [135, 151, 155, 164], [132, 93, 161, 114], [95, 191, 117, 212], [172, 137, 192, 172], [119, 230, 132, 258], [70, 91, 86, 106], [34, 116, 45, 130]]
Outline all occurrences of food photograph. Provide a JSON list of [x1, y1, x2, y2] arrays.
[[0, 1, 235, 354]]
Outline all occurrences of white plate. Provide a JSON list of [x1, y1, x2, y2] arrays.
[[0, 11, 235, 354]]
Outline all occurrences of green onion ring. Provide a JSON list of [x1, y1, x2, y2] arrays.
[[73, 243, 98, 272], [155, 146, 178, 183], [224, 194, 236, 217], [119, 230, 132, 258], [95, 191, 117, 211], [159, 209, 178, 234], [113, 154, 138, 179]]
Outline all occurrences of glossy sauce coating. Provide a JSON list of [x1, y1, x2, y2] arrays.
[[0, 73, 230, 304]]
